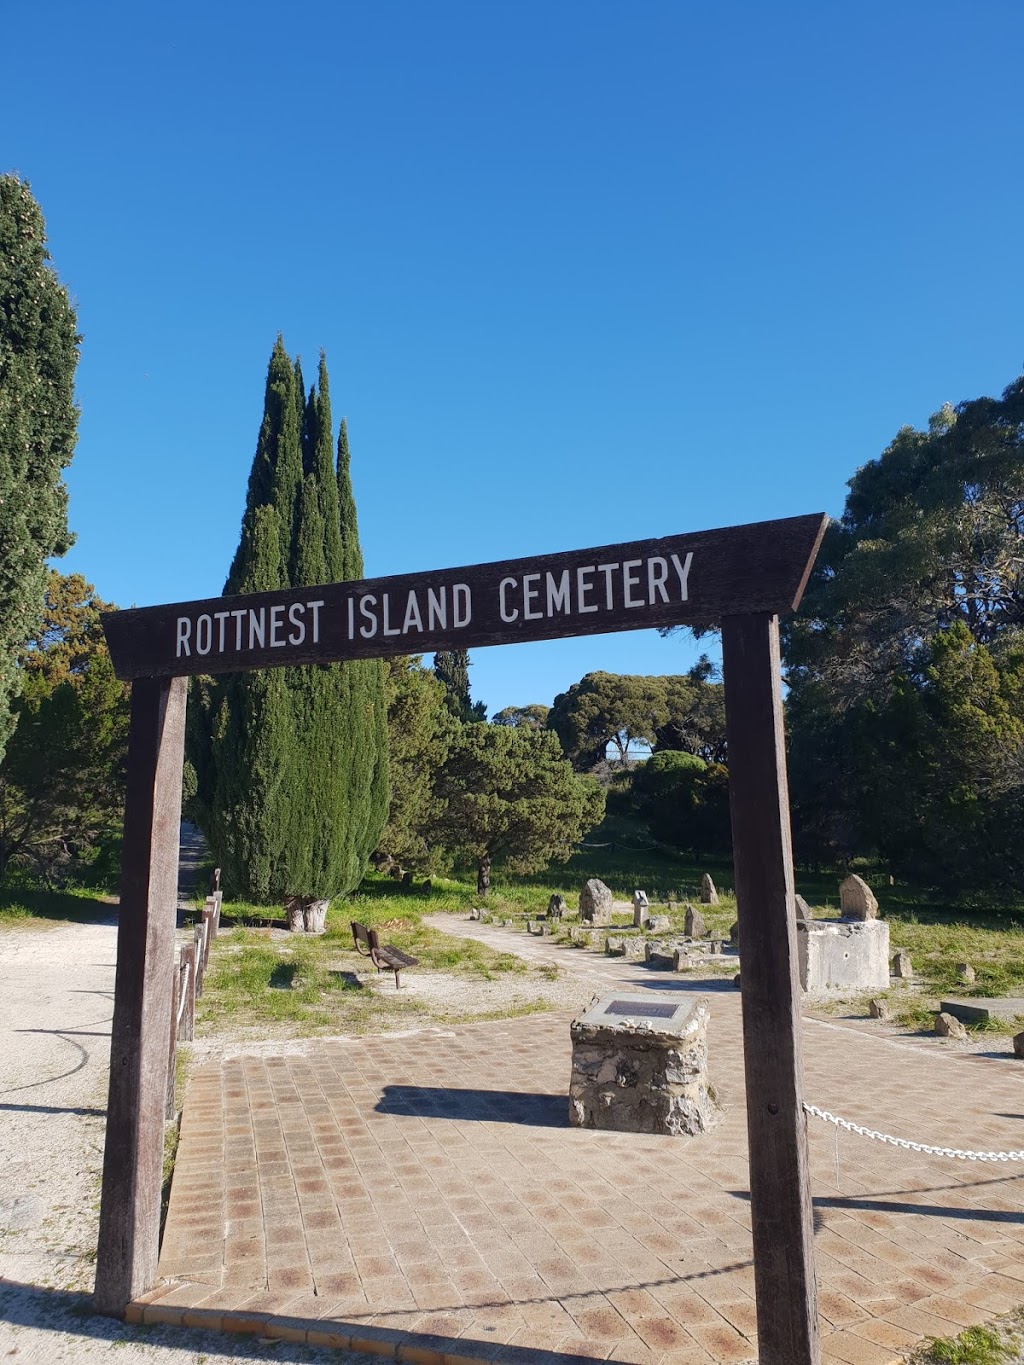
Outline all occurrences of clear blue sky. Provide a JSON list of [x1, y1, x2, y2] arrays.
[[4, 2, 1022, 714]]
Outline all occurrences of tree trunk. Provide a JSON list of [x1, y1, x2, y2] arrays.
[[477, 854, 491, 897]]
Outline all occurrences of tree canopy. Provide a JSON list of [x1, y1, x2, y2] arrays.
[[785, 375, 1024, 881], [431, 723, 605, 894], [187, 339, 389, 903], [0, 572, 128, 885], [0, 176, 79, 766], [547, 665, 725, 770]]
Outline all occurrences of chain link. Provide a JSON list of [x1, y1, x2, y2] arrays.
[[804, 1103, 1024, 1163]]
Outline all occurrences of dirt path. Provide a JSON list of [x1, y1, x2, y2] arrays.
[[0, 826, 375, 1364]]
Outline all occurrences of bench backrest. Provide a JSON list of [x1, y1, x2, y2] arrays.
[[351, 921, 380, 955]]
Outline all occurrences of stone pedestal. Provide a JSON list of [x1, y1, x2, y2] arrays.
[[797, 918, 889, 992], [568, 992, 717, 1135]]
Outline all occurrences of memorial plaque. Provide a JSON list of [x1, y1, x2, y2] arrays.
[[604, 999, 681, 1020]]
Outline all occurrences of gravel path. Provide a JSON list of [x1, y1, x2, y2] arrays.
[[0, 826, 376, 1364]]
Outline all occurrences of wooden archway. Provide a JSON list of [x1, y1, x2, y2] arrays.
[[95, 513, 827, 1365]]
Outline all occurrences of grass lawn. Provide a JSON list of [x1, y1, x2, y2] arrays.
[[0, 884, 116, 929]]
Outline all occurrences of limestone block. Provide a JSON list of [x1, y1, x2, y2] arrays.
[[700, 874, 719, 905], [868, 998, 892, 1020], [580, 879, 615, 926], [648, 915, 672, 932], [797, 918, 890, 992], [891, 949, 913, 980], [548, 894, 568, 919], [935, 1011, 968, 1040], [955, 962, 976, 984], [568, 993, 718, 1136], [684, 905, 707, 938], [839, 874, 878, 920]]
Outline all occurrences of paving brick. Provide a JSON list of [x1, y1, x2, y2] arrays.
[[155, 933, 1024, 1365]]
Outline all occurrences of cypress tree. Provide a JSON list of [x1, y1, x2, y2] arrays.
[[0, 176, 79, 765], [192, 341, 388, 903]]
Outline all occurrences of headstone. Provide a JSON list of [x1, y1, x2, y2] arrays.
[[684, 905, 707, 939], [1013, 1031, 1024, 1059], [648, 914, 672, 933], [733, 973, 741, 989], [568, 993, 718, 1136], [401, 870, 414, 889], [868, 998, 891, 1020], [700, 874, 719, 905], [622, 937, 647, 961], [797, 919, 889, 992], [891, 950, 912, 980], [672, 947, 691, 972], [707, 939, 724, 956], [729, 920, 740, 947], [794, 895, 812, 923], [935, 1011, 968, 1040], [421, 878, 432, 893], [469, 907, 480, 921], [579, 878, 615, 926], [632, 890, 650, 928], [956, 962, 976, 985], [838, 874, 878, 920], [303, 900, 328, 934], [605, 935, 629, 956], [548, 894, 568, 919]]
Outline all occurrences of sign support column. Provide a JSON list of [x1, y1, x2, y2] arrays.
[[721, 612, 820, 1365], [94, 675, 187, 1316]]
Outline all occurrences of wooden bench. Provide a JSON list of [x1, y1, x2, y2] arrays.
[[351, 921, 419, 989]]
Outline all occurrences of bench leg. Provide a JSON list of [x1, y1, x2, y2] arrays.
[[394, 970, 402, 989]]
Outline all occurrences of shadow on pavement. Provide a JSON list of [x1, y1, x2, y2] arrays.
[[376, 1084, 570, 1127]]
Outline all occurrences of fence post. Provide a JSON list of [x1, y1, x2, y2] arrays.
[[165, 956, 179, 1121], [178, 941, 196, 1042], [194, 923, 206, 998]]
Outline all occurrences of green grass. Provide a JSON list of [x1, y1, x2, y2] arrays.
[[916, 1324, 1016, 1364], [0, 885, 116, 928]]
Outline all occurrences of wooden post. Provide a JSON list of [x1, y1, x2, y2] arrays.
[[165, 958, 179, 1122], [178, 940, 196, 1043], [721, 613, 819, 1365], [94, 675, 187, 1317], [194, 923, 206, 998]]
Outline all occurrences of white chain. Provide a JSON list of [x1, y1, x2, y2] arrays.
[[804, 1103, 1024, 1163]]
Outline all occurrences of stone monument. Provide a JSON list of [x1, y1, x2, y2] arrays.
[[579, 878, 615, 926], [568, 992, 718, 1136], [632, 890, 650, 928], [700, 874, 719, 905], [797, 875, 888, 993]]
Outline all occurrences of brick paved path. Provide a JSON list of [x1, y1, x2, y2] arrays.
[[137, 918, 1024, 1364]]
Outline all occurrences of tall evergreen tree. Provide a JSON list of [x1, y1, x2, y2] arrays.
[[189, 341, 389, 904], [0, 176, 79, 765], [433, 649, 485, 721]]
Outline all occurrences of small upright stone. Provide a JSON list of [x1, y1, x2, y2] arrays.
[[579, 879, 615, 926], [839, 874, 878, 920], [700, 874, 719, 905], [684, 904, 707, 939], [868, 997, 892, 1020], [632, 890, 650, 928], [935, 1011, 968, 1039], [891, 949, 913, 980], [548, 894, 568, 919], [469, 906, 480, 921], [956, 962, 976, 985], [648, 914, 672, 932], [729, 920, 740, 947], [1013, 1031, 1024, 1059], [794, 895, 812, 923]]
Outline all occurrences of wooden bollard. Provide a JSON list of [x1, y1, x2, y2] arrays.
[[178, 941, 196, 1042], [194, 923, 206, 998], [204, 895, 219, 940], [165, 960, 179, 1121], [201, 906, 214, 968], [210, 867, 221, 894]]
